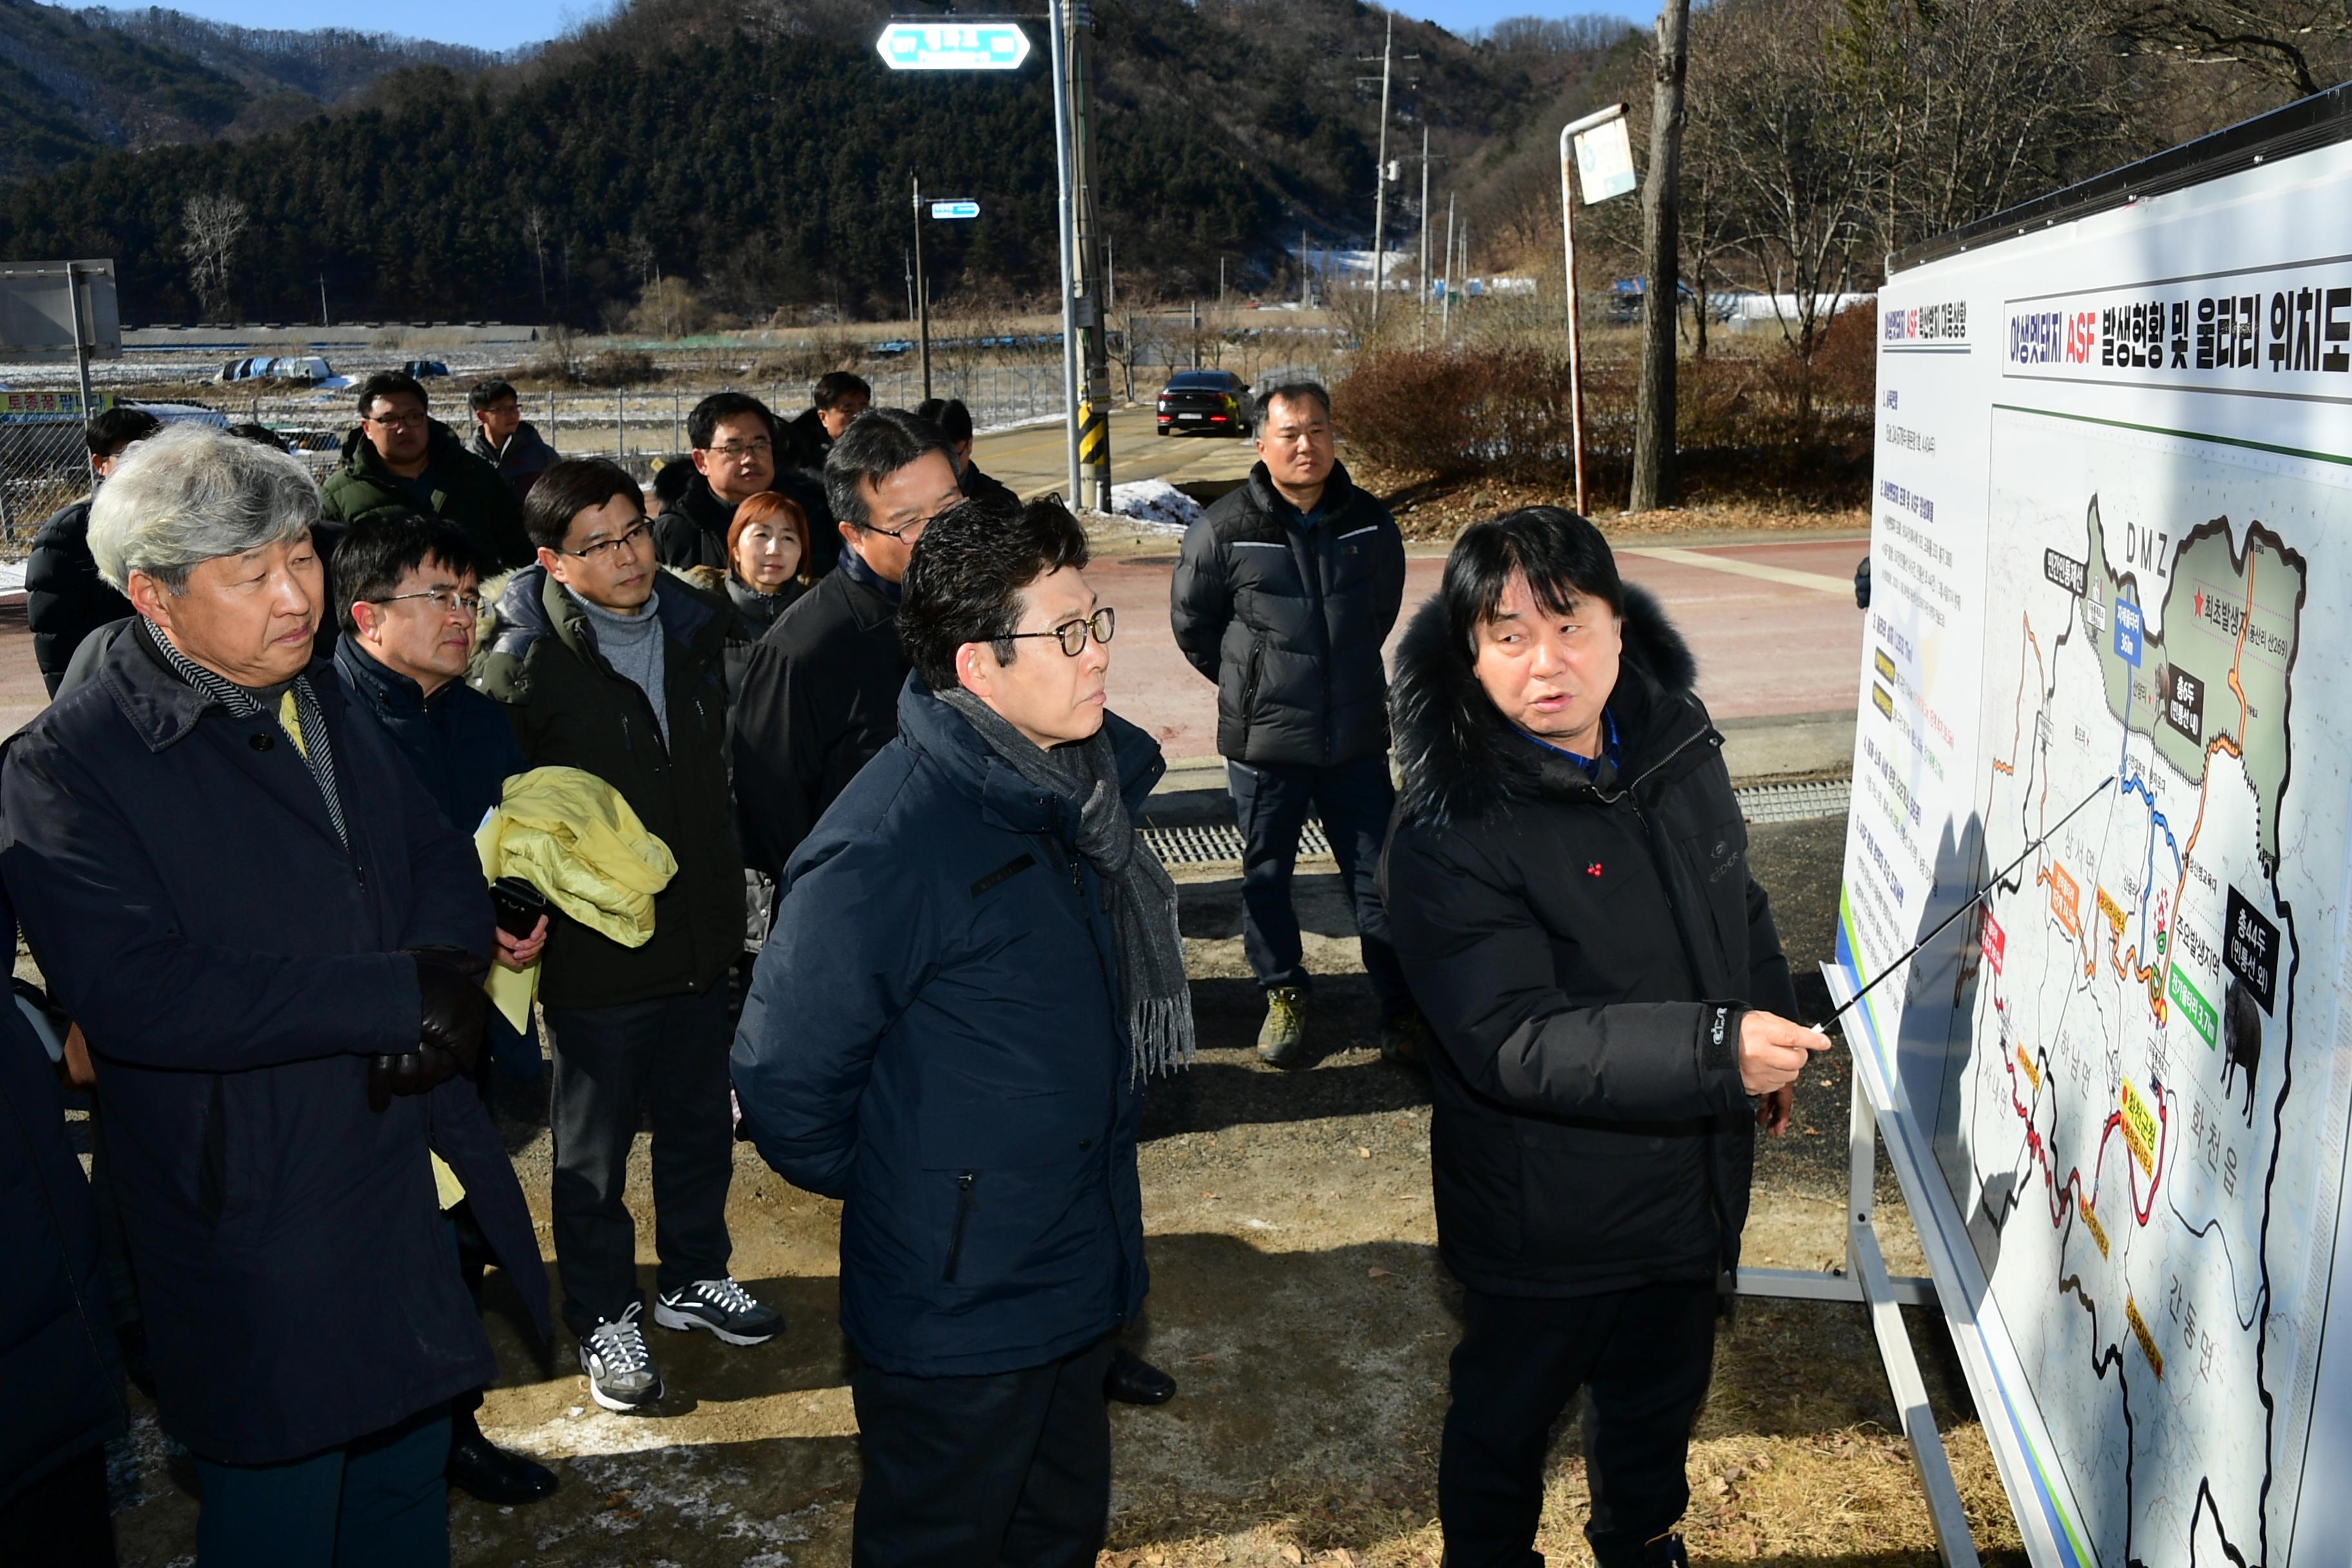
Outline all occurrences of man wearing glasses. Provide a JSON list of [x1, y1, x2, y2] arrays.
[[329, 511, 561, 1506], [320, 372, 534, 572], [474, 459, 782, 1414], [734, 493, 1182, 1565], [732, 407, 960, 878], [651, 391, 836, 578]]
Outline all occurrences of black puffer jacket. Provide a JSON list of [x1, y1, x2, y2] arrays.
[[26, 498, 132, 696], [1170, 461, 1406, 765], [1378, 587, 1799, 1297]]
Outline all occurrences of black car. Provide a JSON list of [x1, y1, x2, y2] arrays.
[[1155, 370, 1253, 438]]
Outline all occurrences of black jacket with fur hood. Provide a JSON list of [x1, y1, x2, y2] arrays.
[[1378, 584, 1799, 1296]]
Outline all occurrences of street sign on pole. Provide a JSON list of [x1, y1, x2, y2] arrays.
[[877, 21, 1031, 72], [929, 200, 981, 220]]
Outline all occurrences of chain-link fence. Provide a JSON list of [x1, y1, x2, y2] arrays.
[[0, 395, 99, 549]]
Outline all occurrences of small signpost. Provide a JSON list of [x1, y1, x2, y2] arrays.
[[876, 21, 1031, 72], [1556, 104, 1633, 514], [928, 200, 981, 220]]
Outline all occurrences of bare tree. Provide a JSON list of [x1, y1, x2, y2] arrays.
[[1630, 0, 1692, 511], [1700, 1, 1874, 429], [2106, 0, 2352, 99], [182, 193, 250, 323]]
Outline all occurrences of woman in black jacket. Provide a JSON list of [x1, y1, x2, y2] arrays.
[[1380, 507, 1829, 1568], [709, 489, 814, 705]]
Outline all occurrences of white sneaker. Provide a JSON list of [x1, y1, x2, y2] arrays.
[[578, 1302, 663, 1412], [652, 1275, 784, 1346]]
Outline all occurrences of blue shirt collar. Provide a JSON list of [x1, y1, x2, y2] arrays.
[[1517, 707, 1618, 778]]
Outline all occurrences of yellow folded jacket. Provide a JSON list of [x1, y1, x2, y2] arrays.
[[474, 765, 678, 1029]]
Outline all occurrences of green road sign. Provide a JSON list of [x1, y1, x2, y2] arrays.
[[876, 21, 1032, 71]]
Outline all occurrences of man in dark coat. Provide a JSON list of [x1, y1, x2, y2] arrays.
[[916, 395, 1017, 508], [331, 511, 559, 1505], [0, 895, 123, 1567], [465, 377, 559, 502], [730, 408, 956, 877], [0, 423, 548, 1563], [473, 457, 780, 1412], [27, 404, 161, 695], [320, 371, 534, 572], [1170, 380, 1418, 1067], [734, 495, 1176, 1563], [650, 391, 836, 578], [1379, 507, 1829, 1568], [778, 369, 870, 473]]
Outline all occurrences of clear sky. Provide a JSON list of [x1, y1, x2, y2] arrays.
[[88, 0, 1638, 57]]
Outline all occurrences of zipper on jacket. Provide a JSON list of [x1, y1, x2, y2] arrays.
[[943, 1173, 976, 1282], [1239, 636, 1266, 751]]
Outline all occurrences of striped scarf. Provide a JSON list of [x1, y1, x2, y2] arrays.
[[141, 618, 348, 848]]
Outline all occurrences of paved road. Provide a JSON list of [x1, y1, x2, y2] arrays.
[[1093, 536, 1870, 766], [976, 404, 1262, 500]]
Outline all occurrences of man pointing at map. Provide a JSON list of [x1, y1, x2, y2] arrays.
[[1380, 507, 1830, 1567]]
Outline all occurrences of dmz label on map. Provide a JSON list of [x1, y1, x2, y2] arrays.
[[2004, 257, 2352, 395]]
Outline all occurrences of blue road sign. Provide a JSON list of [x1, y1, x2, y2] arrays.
[[930, 201, 981, 220], [876, 22, 1032, 71]]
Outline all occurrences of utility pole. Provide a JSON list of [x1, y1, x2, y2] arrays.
[[1064, 0, 1113, 511], [1440, 191, 1455, 340], [1047, 0, 1081, 506], [912, 171, 933, 401], [318, 273, 329, 328], [1353, 19, 1420, 329], [1218, 256, 1226, 307], [1411, 127, 1447, 347]]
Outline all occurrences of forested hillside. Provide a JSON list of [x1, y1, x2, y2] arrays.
[[0, 0, 1602, 325], [0, 0, 503, 176]]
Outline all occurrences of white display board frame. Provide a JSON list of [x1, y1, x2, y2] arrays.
[[1830, 84, 2352, 1567]]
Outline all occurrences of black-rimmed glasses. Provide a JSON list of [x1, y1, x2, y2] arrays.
[[369, 586, 484, 617], [554, 520, 653, 561], [1004, 607, 1115, 658]]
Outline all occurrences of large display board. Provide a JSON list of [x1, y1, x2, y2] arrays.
[[1836, 96, 2352, 1565]]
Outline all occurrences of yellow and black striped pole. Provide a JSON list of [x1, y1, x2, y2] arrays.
[[1078, 397, 1110, 509]]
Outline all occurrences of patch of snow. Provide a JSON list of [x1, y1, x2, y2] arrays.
[[1109, 478, 1202, 536]]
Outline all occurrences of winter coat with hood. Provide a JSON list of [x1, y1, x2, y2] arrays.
[[0, 623, 549, 1464], [318, 420, 534, 573], [1170, 460, 1406, 765], [1378, 586, 1799, 1298], [471, 566, 743, 1010], [731, 676, 1162, 1377]]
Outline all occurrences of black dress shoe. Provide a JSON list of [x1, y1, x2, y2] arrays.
[[447, 1418, 560, 1506], [1104, 1347, 1177, 1406]]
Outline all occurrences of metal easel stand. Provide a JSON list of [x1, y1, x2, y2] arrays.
[[1727, 1017, 1983, 1567]]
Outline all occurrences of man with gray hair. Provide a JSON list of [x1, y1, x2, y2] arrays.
[[0, 422, 548, 1564]]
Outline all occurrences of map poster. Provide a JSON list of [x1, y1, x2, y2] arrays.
[[1838, 112, 2352, 1566]]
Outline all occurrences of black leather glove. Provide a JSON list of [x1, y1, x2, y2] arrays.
[[413, 948, 491, 1072], [364, 949, 491, 1113]]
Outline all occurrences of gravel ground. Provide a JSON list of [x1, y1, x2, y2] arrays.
[[99, 814, 2028, 1567]]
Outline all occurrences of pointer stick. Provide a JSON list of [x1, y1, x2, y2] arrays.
[[1818, 774, 2117, 1030]]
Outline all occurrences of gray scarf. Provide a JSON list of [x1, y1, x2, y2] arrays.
[[939, 687, 1195, 1081]]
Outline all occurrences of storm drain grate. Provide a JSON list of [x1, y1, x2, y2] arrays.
[[1736, 778, 1852, 824], [1141, 778, 1848, 867]]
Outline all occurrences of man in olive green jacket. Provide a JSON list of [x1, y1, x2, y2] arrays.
[[322, 371, 534, 571], [471, 456, 779, 1415]]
